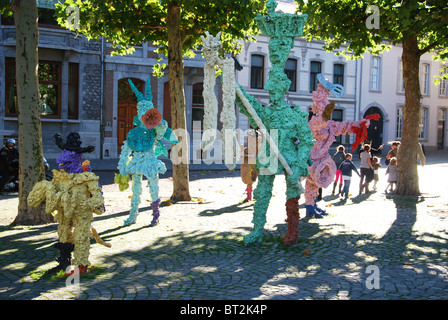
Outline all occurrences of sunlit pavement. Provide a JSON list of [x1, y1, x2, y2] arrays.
[[0, 151, 447, 301]]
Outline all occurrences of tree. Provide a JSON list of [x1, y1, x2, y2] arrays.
[[296, 0, 448, 196], [0, 0, 53, 225], [55, 0, 266, 201]]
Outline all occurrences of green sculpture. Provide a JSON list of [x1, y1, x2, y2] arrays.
[[235, 0, 314, 245]]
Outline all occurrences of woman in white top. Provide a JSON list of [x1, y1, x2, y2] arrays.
[[359, 144, 374, 194]]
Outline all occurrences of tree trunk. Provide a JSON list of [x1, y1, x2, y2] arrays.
[[11, 0, 53, 225], [167, 2, 191, 201], [396, 36, 421, 196]]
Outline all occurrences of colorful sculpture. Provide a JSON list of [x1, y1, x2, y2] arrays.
[[305, 75, 380, 218], [114, 78, 178, 227], [240, 132, 261, 201], [28, 133, 108, 275], [202, 0, 314, 246], [28, 170, 109, 275], [54, 132, 95, 173]]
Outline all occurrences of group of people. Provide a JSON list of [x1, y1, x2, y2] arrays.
[[330, 139, 424, 200]]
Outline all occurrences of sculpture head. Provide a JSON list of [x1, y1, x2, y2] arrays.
[[128, 78, 162, 128]]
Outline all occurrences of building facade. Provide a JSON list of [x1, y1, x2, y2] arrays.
[[357, 45, 448, 152], [0, 9, 103, 159]]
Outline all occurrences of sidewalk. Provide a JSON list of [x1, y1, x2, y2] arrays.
[[0, 150, 447, 301]]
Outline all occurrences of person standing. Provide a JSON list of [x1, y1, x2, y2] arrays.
[[385, 157, 398, 193], [332, 145, 346, 195], [339, 153, 360, 200], [386, 141, 401, 166], [372, 156, 382, 191], [0, 138, 19, 192], [359, 144, 374, 194]]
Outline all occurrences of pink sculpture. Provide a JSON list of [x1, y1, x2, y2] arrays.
[[305, 76, 379, 218]]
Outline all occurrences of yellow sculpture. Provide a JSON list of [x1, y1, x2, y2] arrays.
[[28, 169, 110, 275]]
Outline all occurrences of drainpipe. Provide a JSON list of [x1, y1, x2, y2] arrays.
[[99, 37, 104, 159], [357, 57, 363, 121]]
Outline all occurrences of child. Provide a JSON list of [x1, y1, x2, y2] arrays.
[[332, 145, 346, 195], [338, 153, 361, 200], [385, 157, 398, 193], [372, 156, 382, 191]]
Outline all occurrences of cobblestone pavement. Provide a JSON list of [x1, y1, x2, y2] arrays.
[[1, 151, 448, 302]]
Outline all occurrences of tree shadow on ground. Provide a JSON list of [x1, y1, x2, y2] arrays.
[[2, 194, 448, 300], [198, 201, 254, 217]]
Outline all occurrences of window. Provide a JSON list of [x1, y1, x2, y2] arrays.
[[396, 106, 404, 139], [396, 106, 428, 140], [284, 58, 297, 92], [419, 107, 428, 140], [421, 63, 430, 96], [5, 58, 78, 119], [310, 61, 321, 92], [332, 109, 343, 144], [333, 64, 344, 86], [398, 60, 405, 93], [192, 83, 204, 130], [68, 63, 79, 119], [38, 61, 61, 117], [439, 67, 447, 97], [250, 55, 264, 89], [370, 56, 380, 91]]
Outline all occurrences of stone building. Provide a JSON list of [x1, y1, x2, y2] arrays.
[[0, 6, 102, 159]]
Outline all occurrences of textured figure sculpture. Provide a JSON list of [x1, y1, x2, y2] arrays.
[[27, 170, 109, 275], [202, 1, 314, 246], [240, 132, 261, 201], [305, 75, 380, 218], [54, 132, 95, 173], [200, 31, 240, 170], [115, 78, 178, 227]]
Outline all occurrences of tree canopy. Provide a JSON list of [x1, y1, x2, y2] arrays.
[[55, 0, 266, 74], [296, 0, 448, 79]]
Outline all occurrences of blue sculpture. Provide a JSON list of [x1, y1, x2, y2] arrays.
[[115, 78, 178, 227]]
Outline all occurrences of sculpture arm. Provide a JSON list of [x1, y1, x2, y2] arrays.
[[117, 140, 132, 175], [155, 120, 168, 141], [235, 84, 267, 128]]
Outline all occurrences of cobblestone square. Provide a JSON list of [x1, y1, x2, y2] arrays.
[[1, 151, 447, 302]]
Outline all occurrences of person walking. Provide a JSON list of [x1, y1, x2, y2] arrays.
[[332, 145, 346, 195], [338, 153, 360, 200], [359, 144, 374, 194]]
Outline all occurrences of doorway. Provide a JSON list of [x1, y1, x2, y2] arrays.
[[363, 106, 384, 149], [117, 78, 144, 150]]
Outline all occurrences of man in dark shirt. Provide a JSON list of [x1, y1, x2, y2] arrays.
[[0, 138, 19, 192]]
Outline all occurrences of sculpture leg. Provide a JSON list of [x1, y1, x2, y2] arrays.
[[283, 196, 300, 246], [147, 175, 160, 227], [72, 216, 93, 268], [46, 242, 75, 275], [45, 217, 75, 275], [124, 174, 142, 226], [245, 184, 253, 201], [243, 173, 274, 245]]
